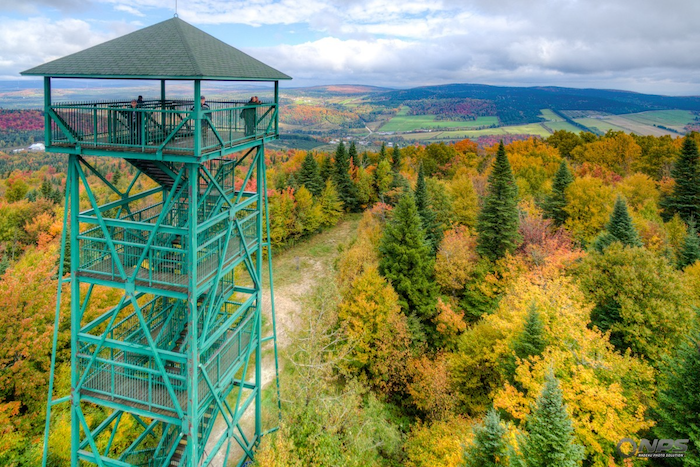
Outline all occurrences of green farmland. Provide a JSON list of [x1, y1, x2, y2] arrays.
[[380, 111, 499, 132]]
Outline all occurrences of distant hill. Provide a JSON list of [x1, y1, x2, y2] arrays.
[[286, 84, 393, 96], [372, 83, 700, 125]]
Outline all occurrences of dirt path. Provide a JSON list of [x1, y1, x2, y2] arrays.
[[205, 215, 360, 466]]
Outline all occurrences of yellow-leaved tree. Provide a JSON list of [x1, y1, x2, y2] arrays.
[[487, 276, 656, 467]]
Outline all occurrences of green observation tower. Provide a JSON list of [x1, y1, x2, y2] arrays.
[[22, 17, 290, 467]]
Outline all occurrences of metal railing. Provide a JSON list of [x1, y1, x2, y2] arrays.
[[48, 99, 277, 154]]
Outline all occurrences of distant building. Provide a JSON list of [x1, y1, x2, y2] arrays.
[[28, 143, 45, 151]]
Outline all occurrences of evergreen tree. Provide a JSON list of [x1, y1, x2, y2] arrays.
[[415, 163, 442, 254], [298, 151, 324, 197], [462, 408, 508, 467], [662, 136, 700, 223], [379, 193, 438, 332], [319, 180, 343, 227], [592, 196, 642, 252], [678, 220, 700, 269], [378, 142, 387, 162], [514, 304, 547, 359], [287, 171, 298, 191], [333, 142, 359, 212], [476, 141, 521, 260], [518, 370, 585, 467], [348, 141, 358, 168], [391, 145, 402, 172], [40, 178, 53, 200], [654, 328, 700, 467], [504, 304, 548, 382], [319, 154, 333, 182], [543, 159, 574, 227]]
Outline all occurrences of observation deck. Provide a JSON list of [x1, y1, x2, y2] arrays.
[[48, 98, 278, 161]]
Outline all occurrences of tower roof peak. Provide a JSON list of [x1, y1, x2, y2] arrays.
[[21, 17, 291, 81]]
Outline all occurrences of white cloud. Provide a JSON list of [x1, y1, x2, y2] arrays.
[[5, 0, 700, 94], [0, 17, 135, 76], [114, 5, 145, 16]]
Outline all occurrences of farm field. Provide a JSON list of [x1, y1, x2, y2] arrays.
[[539, 109, 561, 121], [622, 109, 695, 132], [546, 121, 583, 132], [573, 117, 629, 134], [380, 114, 498, 132], [401, 122, 551, 142]]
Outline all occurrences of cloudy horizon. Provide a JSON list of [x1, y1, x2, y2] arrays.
[[2, 0, 700, 96]]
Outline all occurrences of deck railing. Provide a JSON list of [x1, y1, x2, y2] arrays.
[[77, 207, 258, 289], [48, 98, 277, 154]]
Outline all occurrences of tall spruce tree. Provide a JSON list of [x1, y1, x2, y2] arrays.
[[503, 304, 547, 383], [333, 142, 359, 212], [476, 141, 521, 260], [513, 305, 547, 358], [348, 141, 358, 168], [678, 220, 700, 269], [543, 159, 574, 227], [391, 145, 402, 172], [592, 196, 642, 252], [415, 163, 442, 254], [462, 408, 508, 467], [298, 152, 324, 197], [519, 370, 585, 467], [662, 136, 700, 223], [654, 328, 700, 467], [378, 142, 387, 162], [319, 153, 333, 182], [378, 193, 438, 331]]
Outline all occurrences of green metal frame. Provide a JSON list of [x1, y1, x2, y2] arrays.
[[41, 77, 282, 467]]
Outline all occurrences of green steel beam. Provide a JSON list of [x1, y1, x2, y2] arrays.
[[41, 167, 70, 467], [44, 77, 51, 147], [80, 393, 182, 426], [187, 161, 199, 463], [70, 155, 81, 467], [80, 186, 160, 217]]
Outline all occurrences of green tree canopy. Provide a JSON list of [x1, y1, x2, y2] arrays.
[[543, 159, 574, 227], [462, 408, 508, 467], [378, 193, 438, 337], [476, 141, 522, 260], [662, 136, 700, 223], [298, 152, 324, 197], [518, 370, 585, 467]]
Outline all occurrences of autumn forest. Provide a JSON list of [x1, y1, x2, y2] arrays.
[[1, 128, 700, 466]]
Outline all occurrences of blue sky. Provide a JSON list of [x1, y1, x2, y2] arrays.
[[3, 0, 700, 95]]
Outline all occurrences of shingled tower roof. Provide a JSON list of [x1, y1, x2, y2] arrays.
[[21, 17, 291, 81]]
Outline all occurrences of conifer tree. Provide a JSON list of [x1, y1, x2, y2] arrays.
[[504, 304, 548, 382], [518, 370, 585, 467], [415, 163, 442, 254], [678, 220, 700, 269], [298, 151, 324, 197], [543, 159, 574, 227], [662, 136, 700, 223], [462, 408, 508, 467], [391, 145, 402, 172], [333, 142, 359, 212], [319, 180, 343, 227], [654, 328, 700, 467], [592, 196, 642, 252], [476, 141, 521, 260], [287, 172, 298, 190], [378, 142, 387, 162], [513, 304, 547, 361], [319, 154, 333, 182], [379, 193, 438, 330], [348, 141, 358, 168]]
